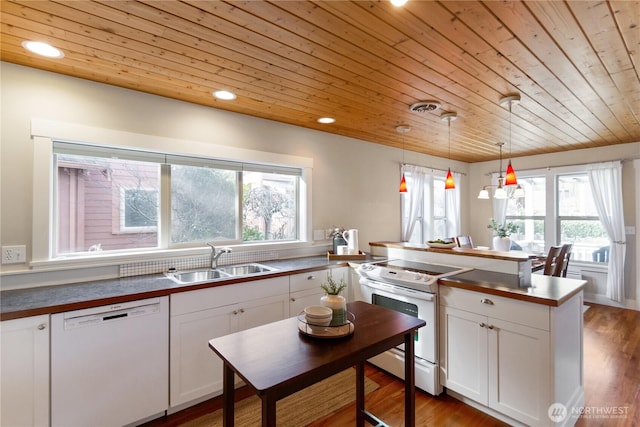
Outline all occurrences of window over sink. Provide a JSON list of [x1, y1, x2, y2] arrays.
[[53, 142, 302, 257], [31, 120, 311, 264]]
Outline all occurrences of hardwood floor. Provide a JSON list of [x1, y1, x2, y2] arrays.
[[143, 303, 640, 427], [576, 304, 640, 427]]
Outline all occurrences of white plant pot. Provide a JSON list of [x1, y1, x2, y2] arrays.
[[320, 294, 347, 326], [493, 236, 511, 252]]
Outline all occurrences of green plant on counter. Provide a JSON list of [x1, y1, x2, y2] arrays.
[[487, 218, 519, 238], [320, 271, 347, 295], [329, 227, 345, 238]]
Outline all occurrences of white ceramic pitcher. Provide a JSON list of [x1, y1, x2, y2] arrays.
[[342, 229, 359, 255]]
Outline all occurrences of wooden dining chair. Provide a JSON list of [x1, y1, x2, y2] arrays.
[[455, 235, 474, 248], [554, 244, 573, 278], [543, 246, 563, 276]]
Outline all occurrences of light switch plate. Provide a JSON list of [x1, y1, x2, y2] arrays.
[[625, 226, 635, 235]]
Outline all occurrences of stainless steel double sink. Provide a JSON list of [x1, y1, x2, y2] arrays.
[[165, 263, 278, 284]]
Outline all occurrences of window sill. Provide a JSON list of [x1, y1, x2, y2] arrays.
[[26, 241, 322, 273]]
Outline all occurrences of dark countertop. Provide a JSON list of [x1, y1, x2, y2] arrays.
[[439, 269, 587, 307], [1, 254, 587, 320], [0, 256, 350, 321]]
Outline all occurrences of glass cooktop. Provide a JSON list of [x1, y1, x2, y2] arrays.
[[373, 259, 465, 276]]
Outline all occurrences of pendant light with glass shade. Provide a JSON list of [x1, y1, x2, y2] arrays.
[[493, 142, 508, 199], [499, 94, 525, 198], [397, 125, 411, 193], [478, 142, 508, 199], [440, 112, 457, 190]]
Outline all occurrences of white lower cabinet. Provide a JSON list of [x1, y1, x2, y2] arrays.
[[440, 286, 583, 427], [289, 267, 348, 314], [440, 306, 489, 404], [1, 315, 50, 427], [170, 276, 290, 409]]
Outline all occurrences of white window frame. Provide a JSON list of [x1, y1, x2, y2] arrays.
[[30, 119, 313, 269], [504, 164, 609, 265]]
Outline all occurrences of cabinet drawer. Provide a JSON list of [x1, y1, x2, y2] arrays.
[[440, 286, 549, 331], [289, 267, 347, 293], [289, 271, 327, 293], [172, 277, 288, 315]]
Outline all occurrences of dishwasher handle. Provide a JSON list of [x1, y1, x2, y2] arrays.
[[62, 298, 161, 330]]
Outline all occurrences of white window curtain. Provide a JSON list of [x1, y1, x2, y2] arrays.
[[401, 164, 461, 242], [401, 164, 426, 242], [587, 161, 626, 302]]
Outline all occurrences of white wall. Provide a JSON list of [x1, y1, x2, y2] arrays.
[[0, 62, 468, 279]]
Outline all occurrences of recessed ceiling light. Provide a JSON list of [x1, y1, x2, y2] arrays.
[[213, 90, 237, 100], [390, 0, 408, 6], [22, 41, 64, 58], [317, 117, 335, 124]]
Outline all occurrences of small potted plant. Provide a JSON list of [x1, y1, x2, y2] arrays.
[[320, 271, 347, 325], [487, 218, 518, 251]]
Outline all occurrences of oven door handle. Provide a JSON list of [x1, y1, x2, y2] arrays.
[[360, 278, 435, 301]]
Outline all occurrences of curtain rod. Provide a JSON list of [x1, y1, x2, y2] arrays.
[[484, 156, 638, 176], [402, 162, 467, 177]]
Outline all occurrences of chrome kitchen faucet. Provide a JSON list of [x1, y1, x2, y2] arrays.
[[207, 243, 232, 268]]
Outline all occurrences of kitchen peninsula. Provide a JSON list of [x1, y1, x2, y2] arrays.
[[368, 241, 586, 427], [371, 241, 534, 283]]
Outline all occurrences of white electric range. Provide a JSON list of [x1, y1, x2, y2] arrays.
[[355, 259, 472, 395]]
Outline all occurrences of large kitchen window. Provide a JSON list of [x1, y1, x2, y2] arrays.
[[52, 141, 302, 257], [505, 167, 608, 263]]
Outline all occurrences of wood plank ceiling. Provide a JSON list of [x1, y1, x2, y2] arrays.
[[1, 0, 638, 163]]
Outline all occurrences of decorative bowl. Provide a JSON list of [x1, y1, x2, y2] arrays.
[[304, 305, 332, 326], [426, 241, 457, 249]]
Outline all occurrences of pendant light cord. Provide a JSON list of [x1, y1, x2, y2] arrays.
[[509, 100, 512, 158], [448, 119, 451, 160]]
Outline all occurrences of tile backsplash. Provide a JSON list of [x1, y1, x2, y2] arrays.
[[119, 251, 279, 278]]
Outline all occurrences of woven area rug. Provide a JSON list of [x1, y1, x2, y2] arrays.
[[181, 368, 379, 427]]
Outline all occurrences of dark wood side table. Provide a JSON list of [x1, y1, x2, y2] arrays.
[[208, 300, 426, 427]]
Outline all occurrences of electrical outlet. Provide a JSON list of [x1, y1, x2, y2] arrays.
[[2, 245, 26, 264], [325, 229, 333, 240]]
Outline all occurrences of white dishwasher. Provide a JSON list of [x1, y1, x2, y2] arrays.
[[52, 296, 168, 427]]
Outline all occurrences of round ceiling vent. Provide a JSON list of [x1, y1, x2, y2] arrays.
[[409, 101, 441, 113]]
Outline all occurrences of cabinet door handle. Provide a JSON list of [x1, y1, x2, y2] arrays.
[[290, 297, 296, 302], [37, 323, 47, 330], [487, 324, 495, 330], [307, 275, 315, 280], [480, 298, 494, 305], [479, 322, 486, 328], [239, 308, 245, 314]]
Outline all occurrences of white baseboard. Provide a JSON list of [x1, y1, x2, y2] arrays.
[[583, 292, 637, 311]]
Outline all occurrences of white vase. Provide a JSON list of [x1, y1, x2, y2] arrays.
[[493, 236, 511, 252], [321, 294, 347, 326]]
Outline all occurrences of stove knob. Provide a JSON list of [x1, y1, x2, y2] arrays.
[[414, 273, 423, 280]]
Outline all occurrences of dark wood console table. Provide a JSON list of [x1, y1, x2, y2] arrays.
[[208, 301, 426, 427]]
